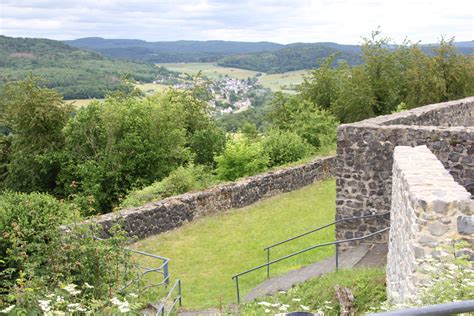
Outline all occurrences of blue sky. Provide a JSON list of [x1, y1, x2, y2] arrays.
[[0, 0, 473, 44]]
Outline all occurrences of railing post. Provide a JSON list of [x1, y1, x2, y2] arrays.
[[235, 276, 240, 304], [178, 279, 182, 307], [164, 261, 170, 285], [335, 242, 339, 270], [266, 248, 270, 278]]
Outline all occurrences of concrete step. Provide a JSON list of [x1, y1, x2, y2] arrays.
[[243, 243, 373, 302]]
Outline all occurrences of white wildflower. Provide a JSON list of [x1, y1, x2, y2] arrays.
[[111, 297, 122, 306], [278, 290, 286, 294], [279, 305, 288, 311], [300, 305, 310, 311], [38, 300, 51, 313], [257, 301, 272, 307], [271, 303, 280, 307], [128, 293, 138, 298], [264, 309, 271, 313], [62, 284, 81, 296], [0, 305, 15, 314], [292, 298, 301, 302], [56, 296, 64, 303], [67, 303, 80, 312], [118, 301, 130, 313], [83, 282, 94, 289]]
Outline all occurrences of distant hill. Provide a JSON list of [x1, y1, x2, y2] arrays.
[[217, 43, 363, 73], [0, 35, 162, 99], [64, 38, 284, 63], [66, 37, 472, 74]]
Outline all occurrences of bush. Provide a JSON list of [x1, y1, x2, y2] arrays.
[[0, 191, 78, 292], [120, 164, 216, 207], [263, 129, 313, 167], [216, 138, 269, 181], [0, 191, 135, 312]]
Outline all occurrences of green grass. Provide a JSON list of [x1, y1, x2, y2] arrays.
[[135, 83, 171, 95], [157, 62, 259, 80], [258, 70, 308, 92], [66, 98, 104, 108], [241, 267, 386, 315], [157, 62, 308, 92], [131, 179, 336, 309]]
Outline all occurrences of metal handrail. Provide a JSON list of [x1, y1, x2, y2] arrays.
[[121, 247, 170, 291], [264, 211, 390, 251], [231, 227, 390, 304], [367, 299, 474, 315], [263, 211, 390, 278], [155, 279, 182, 316]]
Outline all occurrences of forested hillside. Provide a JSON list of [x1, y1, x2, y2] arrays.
[[217, 43, 362, 73], [65, 37, 283, 63], [0, 36, 161, 99]]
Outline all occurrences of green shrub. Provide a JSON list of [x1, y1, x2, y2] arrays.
[[0, 191, 78, 291], [263, 129, 313, 167], [0, 191, 135, 312], [216, 138, 269, 181], [120, 164, 216, 208]]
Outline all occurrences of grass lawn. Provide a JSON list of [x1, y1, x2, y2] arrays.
[[131, 179, 336, 309]]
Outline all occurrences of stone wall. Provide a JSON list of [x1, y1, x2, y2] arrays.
[[336, 97, 474, 244], [387, 145, 473, 304], [92, 156, 334, 239]]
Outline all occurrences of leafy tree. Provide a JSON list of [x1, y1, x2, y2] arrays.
[[216, 138, 269, 181], [263, 129, 313, 167], [432, 37, 474, 101], [59, 94, 191, 214], [266, 93, 339, 148], [0, 76, 73, 192]]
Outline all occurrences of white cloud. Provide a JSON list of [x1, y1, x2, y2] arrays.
[[0, 0, 472, 43]]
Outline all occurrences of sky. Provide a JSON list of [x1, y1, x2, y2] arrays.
[[0, 0, 473, 44]]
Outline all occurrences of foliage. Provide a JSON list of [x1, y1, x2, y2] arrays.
[[121, 164, 216, 208], [242, 268, 386, 315], [133, 179, 336, 308], [0, 191, 78, 292], [266, 92, 339, 148], [299, 32, 474, 123], [0, 35, 161, 99], [216, 107, 266, 133], [215, 138, 269, 181], [0, 76, 73, 193], [218, 43, 362, 73], [0, 191, 140, 313], [263, 129, 313, 167], [58, 93, 191, 214]]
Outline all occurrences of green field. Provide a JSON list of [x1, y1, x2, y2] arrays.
[[158, 62, 259, 80], [131, 179, 336, 309], [259, 69, 308, 92], [135, 82, 170, 95], [66, 98, 104, 108], [158, 62, 308, 92]]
